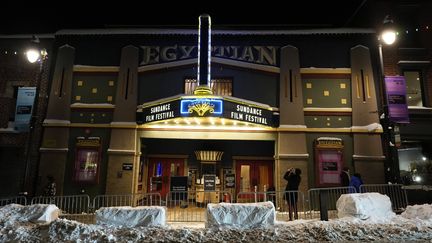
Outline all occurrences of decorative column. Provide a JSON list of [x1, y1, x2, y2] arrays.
[[38, 45, 75, 195], [106, 45, 139, 194], [277, 45, 309, 194], [350, 45, 385, 183]]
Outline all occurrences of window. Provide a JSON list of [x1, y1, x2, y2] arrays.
[[398, 143, 432, 185], [184, 78, 232, 96], [404, 71, 424, 107]]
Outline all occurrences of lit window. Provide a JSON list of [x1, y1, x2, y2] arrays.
[[404, 71, 423, 107], [74, 149, 99, 183], [184, 78, 232, 96]]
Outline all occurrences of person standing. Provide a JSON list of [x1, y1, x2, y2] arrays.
[[340, 167, 350, 187], [284, 168, 302, 220], [349, 173, 363, 193], [44, 175, 56, 196]]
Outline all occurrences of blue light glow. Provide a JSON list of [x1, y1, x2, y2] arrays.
[[180, 98, 223, 116]]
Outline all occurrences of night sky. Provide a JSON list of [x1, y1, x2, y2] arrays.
[[1, 1, 379, 34]]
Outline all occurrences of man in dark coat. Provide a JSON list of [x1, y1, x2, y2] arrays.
[[284, 168, 301, 220], [340, 167, 350, 187]]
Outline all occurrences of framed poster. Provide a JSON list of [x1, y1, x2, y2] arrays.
[[314, 138, 344, 187], [74, 137, 101, 184], [225, 173, 235, 188]]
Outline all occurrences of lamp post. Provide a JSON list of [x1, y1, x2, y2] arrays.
[[22, 35, 48, 196], [377, 15, 399, 183]]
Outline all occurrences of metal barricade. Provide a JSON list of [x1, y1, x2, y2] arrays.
[[31, 194, 92, 223], [135, 193, 162, 206], [93, 194, 133, 210], [166, 190, 232, 222], [0, 196, 27, 206], [236, 191, 267, 203], [359, 184, 408, 213], [307, 186, 356, 219]]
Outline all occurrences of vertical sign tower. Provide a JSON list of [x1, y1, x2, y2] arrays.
[[194, 14, 212, 95]]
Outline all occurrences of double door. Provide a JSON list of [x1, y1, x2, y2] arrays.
[[148, 158, 184, 198], [235, 160, 273, 195]]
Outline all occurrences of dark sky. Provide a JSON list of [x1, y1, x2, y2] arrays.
[[2, 1, 426, 34], [0, 1, 377, 34]]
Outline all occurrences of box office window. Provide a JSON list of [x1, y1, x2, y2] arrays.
[[184, 78, 232, 96]]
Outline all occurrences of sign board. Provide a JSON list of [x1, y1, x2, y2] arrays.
[[203, 174, 216, 191], [170, 176, 188, 200], [385, 76, 410, 123], [180, 98, 223, 116], [137, 97, 278, 127], [122, 163, 133, 170], [14, 87, 36, 132], [225, 173, 235, 188]]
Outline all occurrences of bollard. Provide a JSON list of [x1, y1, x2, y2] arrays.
[[319, 190, 329, 221]]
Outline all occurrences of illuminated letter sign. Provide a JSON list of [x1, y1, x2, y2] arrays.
[[180, 99, 223, 116]]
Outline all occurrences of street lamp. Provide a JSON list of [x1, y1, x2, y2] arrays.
[[377, 15, 398, 183], [22, 35, 48, 196]]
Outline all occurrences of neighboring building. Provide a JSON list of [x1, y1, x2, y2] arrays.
[[378, 0, 432, 186], [37, 27, 386, 199], [0, 35, 53, 196]]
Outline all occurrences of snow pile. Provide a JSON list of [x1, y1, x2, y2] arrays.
[[337, 193, 395, 220], [95, 206, 166, 227], [401, 204, 432, 221], [0, 204, 59, 224], [206, 202, 275, 228]]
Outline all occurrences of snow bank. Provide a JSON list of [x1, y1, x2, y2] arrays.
[[337, 193, 395, 220], [401, 204, 432, 221], [206, 202, 275, 228], [0, 204, 59, 224], [95, 206, 166, 227]]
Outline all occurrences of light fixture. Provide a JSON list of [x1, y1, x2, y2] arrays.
[[26, 49, 40, 63], [25, 35, 47, 63], [380, 15, 397, 45]]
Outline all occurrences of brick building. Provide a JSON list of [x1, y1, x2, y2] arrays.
[[377, 0, 432, 185], [0, 36, 53, 196]]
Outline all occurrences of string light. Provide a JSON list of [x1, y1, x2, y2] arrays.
[[399, 24, 432, 35]]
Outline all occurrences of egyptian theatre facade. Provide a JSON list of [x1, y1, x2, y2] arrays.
[[38, 20, 385, 197]]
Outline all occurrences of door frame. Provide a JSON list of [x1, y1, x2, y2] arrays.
[[233, 157, 274, 196]]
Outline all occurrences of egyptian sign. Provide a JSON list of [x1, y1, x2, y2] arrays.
[[384, 76, 409, 123], [137, 97, 277, 127], [140, 45, 278, 66]]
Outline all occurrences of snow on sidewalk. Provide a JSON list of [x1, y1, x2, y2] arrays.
[[1, 203, 432, 242]]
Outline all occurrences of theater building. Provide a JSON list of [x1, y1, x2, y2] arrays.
[[38, 26, 385, 198]]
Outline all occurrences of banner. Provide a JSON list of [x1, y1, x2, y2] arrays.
[[14, 87, 36, 132], [384, 76, 410, 123]]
